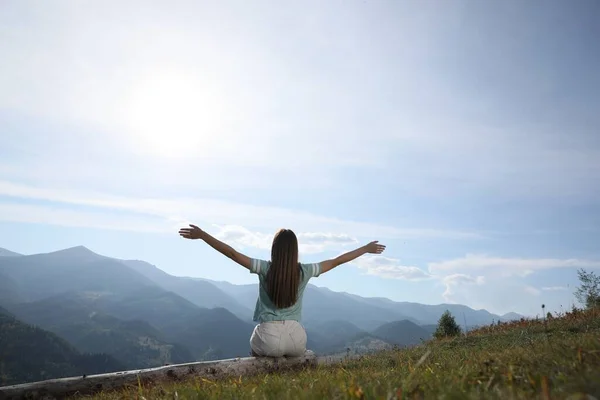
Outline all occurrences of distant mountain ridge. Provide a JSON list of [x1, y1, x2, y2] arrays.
[[0, 244, 524, 381], [200, 279, 521, 328], [0, 247, 22, 257], [121, 259, 253, 320], [0, 245, 523, 327], [371, 320, 431, 347], [502, 312, 524, 321], [0, 246, 156, 302]]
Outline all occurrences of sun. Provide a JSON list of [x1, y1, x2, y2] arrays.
[[123, 71, 224, 159]]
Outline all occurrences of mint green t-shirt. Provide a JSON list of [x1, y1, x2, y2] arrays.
[[249, 258, 321, 323]]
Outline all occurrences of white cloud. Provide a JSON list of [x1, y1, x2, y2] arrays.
[[442, 273, 486, 286], [441, 273, 486, 302], [424, 255, 598, 315], [0, 180, 479, 241], [524, 286, 542, 296], [213, 225, 358, 254], [352, 256, 433, 281], [212, 225, 273, 250], [541, 286, 569, 291], [428, 254, 600, 277], [299, 232, 358, 245], [0, 202, 167, 233]]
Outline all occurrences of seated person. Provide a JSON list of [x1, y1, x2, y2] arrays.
[[179, 225, 385, 357]]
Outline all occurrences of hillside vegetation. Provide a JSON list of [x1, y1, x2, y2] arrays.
[[0, 307, 124, 386], [83, 308, 600, 400]]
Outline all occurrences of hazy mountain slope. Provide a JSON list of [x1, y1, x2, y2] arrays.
[[6, 292, 101, 329], [371, 320, 432, 347], [305, 320, 391, 355], [421, 324, 437, 337], [160, 307, 256, 360], [97, 286, 204, 329], [2, 245, 515, 329], [0, 270, 22, 305], [0, 246, 156, 302], [332, 292, 508, 327], [315, 319, 365, 339], [204, 280, 411, 331], [1, 245, 522, 364], [195, 278, 513, 329], [0, 306, 124, 386], [121, 260, 252, 320], [9, 285, 256, 362], [394, 302, 500, 327], [302, 286, 414, 330], [6, 292, 194, 368], [201, 279, 258, 307], [55, 313, 194, 368], [0, 247, 22, 257], [502, 312, 525, 321]]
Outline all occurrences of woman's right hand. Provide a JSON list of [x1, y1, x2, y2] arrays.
[[178, 224, 205, 240], [365, 241, 386, 254]]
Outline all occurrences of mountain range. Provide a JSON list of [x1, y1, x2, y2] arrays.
[[0, 245, 523, 385]]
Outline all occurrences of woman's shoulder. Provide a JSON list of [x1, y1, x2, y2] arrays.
[[299, 262, 321, 278]]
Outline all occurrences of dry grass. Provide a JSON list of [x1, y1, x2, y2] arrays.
[[80, 308, 600, 399]]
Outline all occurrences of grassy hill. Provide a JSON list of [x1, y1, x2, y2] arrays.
[[84, 308, 600, 399]]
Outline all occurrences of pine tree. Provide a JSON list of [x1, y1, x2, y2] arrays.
[[574, 269, 600, 309], [434, 310, 462, 339]]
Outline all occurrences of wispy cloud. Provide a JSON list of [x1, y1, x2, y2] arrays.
[[428, 254, 600, 277], [423, 256, 597, 315], [524, 286, 542, 296], [541, 286, 569, 291], [0, 180, 480, 241], [352, 255, 433, 281], [428, 255, 598, 310], [213, 225, 358, 254], [0, 202, 166, 233]]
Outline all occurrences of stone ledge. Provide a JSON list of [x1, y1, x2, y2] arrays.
[[0, 354, 326, 400]]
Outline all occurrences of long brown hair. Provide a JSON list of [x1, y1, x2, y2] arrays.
[[265, 229, 300, 308]]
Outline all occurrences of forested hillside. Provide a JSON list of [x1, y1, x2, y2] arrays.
[[0, 306, 124, 386]]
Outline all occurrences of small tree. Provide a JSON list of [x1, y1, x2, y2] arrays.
[[434, 310, 462, 339], [574, 269, 600, 309]]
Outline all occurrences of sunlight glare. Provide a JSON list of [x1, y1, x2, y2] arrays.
[[124, 71, 224, 159]]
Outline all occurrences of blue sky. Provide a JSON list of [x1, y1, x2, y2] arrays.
[[1, 0, 599, 317]]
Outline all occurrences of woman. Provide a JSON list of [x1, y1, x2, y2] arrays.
[[179, 224, 386, 358]]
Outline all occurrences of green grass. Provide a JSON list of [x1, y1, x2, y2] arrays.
[[81, 308, 600, 399]]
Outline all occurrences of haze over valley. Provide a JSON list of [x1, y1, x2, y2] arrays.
[[0, 245, 522, 385]]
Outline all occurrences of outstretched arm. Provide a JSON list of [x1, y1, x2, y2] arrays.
[[319, 241, 386, 274], [178, 224, 252, 270]]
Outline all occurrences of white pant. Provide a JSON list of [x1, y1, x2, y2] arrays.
[[250, 320, 307, 357]]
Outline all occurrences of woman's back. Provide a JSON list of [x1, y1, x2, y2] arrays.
[[249, 258, 321, 323]]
